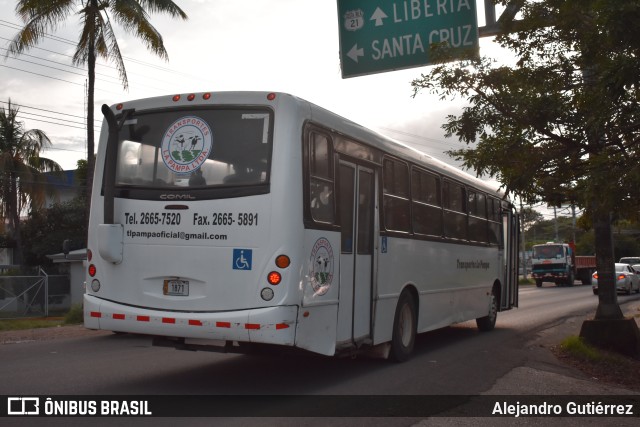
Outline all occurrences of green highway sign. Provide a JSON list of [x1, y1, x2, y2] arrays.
[[337, 0, 479, 78]]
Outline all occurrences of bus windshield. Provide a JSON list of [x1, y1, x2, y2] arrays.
[[533, 245, 563, 259], [114, 108, 272, 191]]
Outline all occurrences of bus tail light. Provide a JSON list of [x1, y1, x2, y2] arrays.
[[87, 249, 93, 262], [267, 271, 281, 286], [88, 264, 97, 277], [91, 279, 101, 292], [275, 255, 290, 269]]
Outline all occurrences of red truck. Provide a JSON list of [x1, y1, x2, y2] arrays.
[[531, 242, 596, 287]]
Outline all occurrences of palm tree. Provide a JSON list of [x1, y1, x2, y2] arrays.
[[0, 100, 62, 265], [7, 0, 188, 205]]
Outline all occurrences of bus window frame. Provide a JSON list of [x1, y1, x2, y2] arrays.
[[381, 156, 411, 234], [411, 166, 443, 238], [103, 105, 275, 201], [303, 124, 339, 231]]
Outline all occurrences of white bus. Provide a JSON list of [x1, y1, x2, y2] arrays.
[[84, 91, 519, 361]]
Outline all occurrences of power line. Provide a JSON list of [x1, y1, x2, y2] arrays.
[[2, 52, 163, 90], [16, 115, 86, 130], [5, 54, 87, 78], [46, 146, 87, 154], [0, 64, 84, 86], [0, 100, 102, 130], [1, 19, 208, 84], [0, 46, 121, 82], [378, 126, 452, 146], [0, 100, 91, 121], [376, 126, 464, 154], [0, 20, 76, 46], [0, 35, 116, 74], [18, 111, 85, 127], [0, 43, 187, 94]]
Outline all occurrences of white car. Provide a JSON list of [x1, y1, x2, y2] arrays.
[[592, 263, 640, 295]]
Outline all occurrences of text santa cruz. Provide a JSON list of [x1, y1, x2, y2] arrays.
[[344, 0, 476, 63]]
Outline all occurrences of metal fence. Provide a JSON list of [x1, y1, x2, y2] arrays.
[[0, 269, 71, 319]]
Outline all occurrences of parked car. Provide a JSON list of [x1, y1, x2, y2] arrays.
[[619, 257, 640, 265], [592, 263, 640, 295]]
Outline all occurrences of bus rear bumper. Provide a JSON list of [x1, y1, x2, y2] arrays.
[[83, 294, 297, 346]]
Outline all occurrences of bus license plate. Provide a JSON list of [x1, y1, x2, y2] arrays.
[[163, 279, 189, 296]]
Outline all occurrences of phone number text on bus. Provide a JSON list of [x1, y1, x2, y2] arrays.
[[123, 212, 259, 227]]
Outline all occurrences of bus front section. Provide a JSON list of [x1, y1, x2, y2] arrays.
[[84, 92, 302, 353]]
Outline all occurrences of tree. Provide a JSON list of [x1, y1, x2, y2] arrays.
[[21, 195, 88, 267], [520, 206, 544, 233], [412, 1, 640, 337], [7, 0, 188, 213], [0, 100, 62, 264]]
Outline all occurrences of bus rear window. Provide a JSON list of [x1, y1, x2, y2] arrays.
[[114, 108, 272, 192]]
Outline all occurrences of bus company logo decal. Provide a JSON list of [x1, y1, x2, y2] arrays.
[[161, 116, 212, 174], [309, 237, 334, 296]]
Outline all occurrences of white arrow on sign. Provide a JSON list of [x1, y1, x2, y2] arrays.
[[370, 7, 388, 26], [347, 44, 365, 63]]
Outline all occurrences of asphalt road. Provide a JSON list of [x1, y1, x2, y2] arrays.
[[1, 283, 638, 426]]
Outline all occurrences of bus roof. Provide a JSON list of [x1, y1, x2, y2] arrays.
[[108, 90, 507, 201], [303, 94, 506, 200]]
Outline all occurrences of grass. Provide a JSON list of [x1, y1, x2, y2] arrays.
[[559, 335, 604, 362], [519, 277, 535, 285], [0, 304, 83, 331]]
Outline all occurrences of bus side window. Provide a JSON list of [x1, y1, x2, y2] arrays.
[[487, 197, 502, 245], [309, 132, 335, 223], [382, 158, 410, 232], [411, 168, 443, 237], [468, 190, 488, 243], [443, 180, 468, 240]]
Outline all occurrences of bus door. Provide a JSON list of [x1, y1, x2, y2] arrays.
[[336, 161, 376, 344], [502, 207, 520, 309]]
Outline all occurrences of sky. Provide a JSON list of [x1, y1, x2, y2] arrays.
[[0, 0, 505, 173]]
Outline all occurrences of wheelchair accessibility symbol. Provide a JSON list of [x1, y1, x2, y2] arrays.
[[233, 249, 252, 270]]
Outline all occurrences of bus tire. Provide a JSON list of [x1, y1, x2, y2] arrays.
[[476, 287, 497, 332], [389, 290, 417, 363], [535, 280, 542, 288]]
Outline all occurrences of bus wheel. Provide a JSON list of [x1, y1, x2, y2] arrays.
[[535, 280, 543, 288], [389, 290, 417, 363], [476, 287, 497, 332]]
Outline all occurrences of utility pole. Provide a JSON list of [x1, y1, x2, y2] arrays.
[[553, 206, 559, 242], [571, 204, 576, 245], [520, 200, 527, 279]]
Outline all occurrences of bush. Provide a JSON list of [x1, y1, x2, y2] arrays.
[[64, 304, 83, 325]]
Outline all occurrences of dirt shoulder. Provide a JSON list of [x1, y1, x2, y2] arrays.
[[533, 298, 640, 393], [0, 324, 111, 344]]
